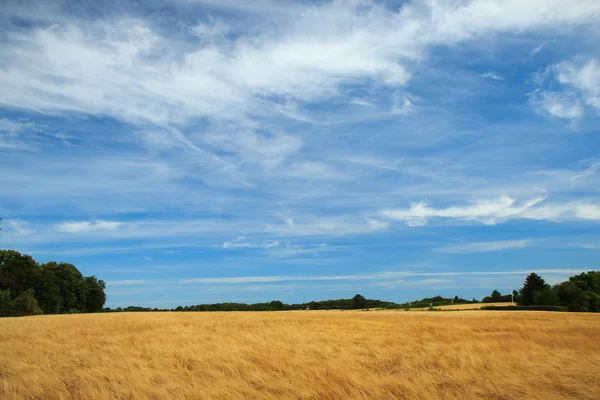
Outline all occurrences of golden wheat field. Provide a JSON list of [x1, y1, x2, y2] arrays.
[[1, 311, 600, 400]]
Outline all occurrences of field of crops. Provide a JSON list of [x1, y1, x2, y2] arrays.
[[1, 310, 599, 399]]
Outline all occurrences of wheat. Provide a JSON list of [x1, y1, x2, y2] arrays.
[[1, 311, 599, 399]]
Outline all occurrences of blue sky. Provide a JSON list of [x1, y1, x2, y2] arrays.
[[1, 0, 599, 308]]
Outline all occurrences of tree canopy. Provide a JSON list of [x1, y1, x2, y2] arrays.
[[0, 250, 107, 317], [482, 271, 600, 312]]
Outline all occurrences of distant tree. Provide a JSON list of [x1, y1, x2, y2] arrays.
[[352, 294, 366, 309], [10, 289, 43, 317], [520, 273, 549, 306], [490, 290, 502, 302], [269, 300, 284, 311], [175, 306, 183, 311]]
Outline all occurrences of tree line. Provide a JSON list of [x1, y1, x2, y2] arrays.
[[482, 271, 600, 312], [0, 250, 107, 317], [2, 247, 598, 316], [103, 294, 395, 313]]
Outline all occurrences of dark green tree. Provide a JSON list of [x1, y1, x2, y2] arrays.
[[0, 250, 43, 299], [41, 262, 88, 313], [84, 276, 107, 313], [490, 290, 502, 302], [533, 287, 559, 306], [520, 273, 549, 306], [10, 289, 43, 317], [352, 294, 366, 309], [555, 281, 590, 311], [0, 289, 11, 317]]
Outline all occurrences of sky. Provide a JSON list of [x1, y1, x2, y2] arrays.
[[1, 0, 599, 308]]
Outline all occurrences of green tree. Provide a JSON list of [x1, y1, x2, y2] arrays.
[[352, 294, 366, 309], [0, 250, 43, 299], [41, 262, 88, 313], [520, 273, 549, 306], [533, 287, 559, 306], [84, 276, 107, 313], [555, 281, 588, 311], [10, 289, 43, 317], [490, 290, 501, 302], [0, 289, 11, 317]]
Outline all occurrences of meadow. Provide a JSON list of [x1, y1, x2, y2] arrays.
[[1, 311, 599, 399]]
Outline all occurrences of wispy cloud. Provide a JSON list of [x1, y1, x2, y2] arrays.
[[438, 239, 531, 254], [180, 268, 586, 285], [2, 0, 600, 306], [479, 72, 504, 81], [381, 196, 600, 226], [6, 220, 37, 236], [55, 220, 125, 233]]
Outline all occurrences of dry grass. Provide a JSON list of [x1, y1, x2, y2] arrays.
[[412, 302, 517, 311], [1, 311, 599, 399]]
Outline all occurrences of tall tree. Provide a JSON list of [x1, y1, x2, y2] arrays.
[[0, 250, 42, 299], [84, 276, 107, 313], [520, 273, 549, 306], [41, 262, 88, 312], [352, 294, 366, 309]]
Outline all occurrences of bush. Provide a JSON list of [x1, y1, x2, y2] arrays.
[[10, 290, 43, 317]]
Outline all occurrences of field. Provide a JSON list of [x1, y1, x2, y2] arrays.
[[1, 311, 599, 399], [411, 302, 517, 311]]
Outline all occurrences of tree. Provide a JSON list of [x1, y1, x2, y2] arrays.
[[0, 289, 11, 317], [0, 250, 43, 299], [520, 273, 549, 306], [533, 287, 559, 306], [555, 281, 590, 312], [41, 262, 88, 313], [10, 289, 43, 317], [352, 294, 366, 309], [490, 290, 502, 302], [84, 276, 107, 313]]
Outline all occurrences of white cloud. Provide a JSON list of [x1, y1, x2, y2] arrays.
[[382, 196, 600, 226], [530, 90, 583, 119], [532, 58, 600, 119], [0, 118, 37, 150], [56, 219, 125, 233], [6, 220, 37, 236], [571, 161, 600, 181], [2, 0, 599, 129], [438, 239, 531, 254], [531, 42, 546, 57], [266, 243, 327, 258], [179, 268, 587, 285], [223, 239, 279, 249], [553, 59, 600, 109], [479, 72, 503, 80], [391, 93, 414, 115]]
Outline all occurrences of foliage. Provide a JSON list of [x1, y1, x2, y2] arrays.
[[10, 289, 43, 316], [482, 270, 600, 312], [0, 289, 11, 317], [352, 294, 366, 309], [521, 273, 549, 306], [0, 249, 107, 317]]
